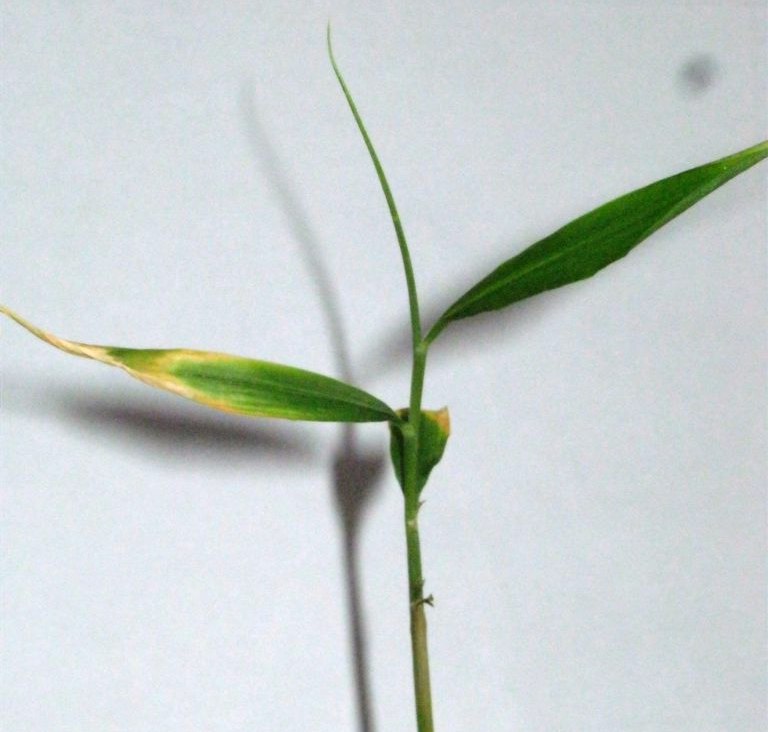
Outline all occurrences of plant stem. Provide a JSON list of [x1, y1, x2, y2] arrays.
[[404, 490, 433, 731], [327, 28, 434, 728], [402, 343, 434, 731]]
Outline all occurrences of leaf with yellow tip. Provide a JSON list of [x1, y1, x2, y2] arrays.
[[389, 407, 451, 494], [0, 306, 396, 423]]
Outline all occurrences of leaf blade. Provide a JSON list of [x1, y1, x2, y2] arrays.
[[327, 25, 423, 346], [428, 140, 768, 341], [0, 307, 397, 422]]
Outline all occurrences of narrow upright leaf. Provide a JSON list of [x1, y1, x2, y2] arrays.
[[327, 26, 424, 347], [0, 306, 396, 423], [427, 141, 768, 341], [389, 408, 451, 494]]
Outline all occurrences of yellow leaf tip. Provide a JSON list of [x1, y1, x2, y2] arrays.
[[431, 407, 451, 437]]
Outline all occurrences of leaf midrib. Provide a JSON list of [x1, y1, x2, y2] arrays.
[[176, 364, 394, 417], [443, 162, 740, 321]]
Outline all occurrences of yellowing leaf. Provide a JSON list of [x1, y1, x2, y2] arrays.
[[0, 306, 396, 423]]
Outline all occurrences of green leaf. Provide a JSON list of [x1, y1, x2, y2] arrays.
[[389, 408, 451, 494], [0, 306, 396, 422], [327, 25, 423, 347], [427, 140, 768, 342]]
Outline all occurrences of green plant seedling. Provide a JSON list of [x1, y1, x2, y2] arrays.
[[3, 28, 766, 732]]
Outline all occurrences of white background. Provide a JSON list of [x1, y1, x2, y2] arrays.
[[1, 3, 766, 731]]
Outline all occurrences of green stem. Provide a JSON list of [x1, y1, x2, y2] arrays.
[[405, 494, 433, 731], [402, 344, 434, 731], [327, 28, 434, 729]]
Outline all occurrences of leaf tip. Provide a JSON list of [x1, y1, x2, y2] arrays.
[[431, 406, 451, 438], [326, 20, 336, 66]]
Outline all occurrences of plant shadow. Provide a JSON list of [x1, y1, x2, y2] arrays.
[[240, 85, 386, 732], [3, 377, 315, 466]]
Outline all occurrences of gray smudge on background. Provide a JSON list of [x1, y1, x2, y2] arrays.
[[679, 54, 719, 94]]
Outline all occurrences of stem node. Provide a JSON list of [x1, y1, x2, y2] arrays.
[[413, 594, 434, 609]]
